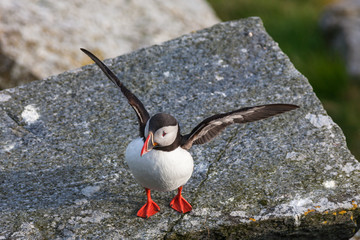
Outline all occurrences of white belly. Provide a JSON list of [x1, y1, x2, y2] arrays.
[[125, 138, 194, 192]]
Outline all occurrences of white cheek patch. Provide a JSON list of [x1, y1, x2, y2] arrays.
[[154, 125, 178, 146]]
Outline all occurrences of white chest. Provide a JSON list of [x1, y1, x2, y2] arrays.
[[125, 138, 194, 192]]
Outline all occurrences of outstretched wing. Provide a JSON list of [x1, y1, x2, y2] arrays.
[[181, 104, 299, 150], [81, 48, 150, 138]]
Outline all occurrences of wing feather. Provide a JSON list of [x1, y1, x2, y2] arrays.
[[81, 48, 150, 137], [181, 104, 299, 150]]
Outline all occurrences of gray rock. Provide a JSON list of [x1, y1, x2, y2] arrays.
[[0, 0, 219, 89], [320, 0, 360, 79], [0, 17, 359, 239], [351, 229, 360, 240]]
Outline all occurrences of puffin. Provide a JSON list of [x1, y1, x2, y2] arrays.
[[81, 48, 299, 218]]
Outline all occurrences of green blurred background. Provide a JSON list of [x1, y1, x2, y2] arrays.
[[207, 0, 360, 160]]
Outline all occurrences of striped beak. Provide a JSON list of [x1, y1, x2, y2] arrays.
[[141, 132, 157, 156]]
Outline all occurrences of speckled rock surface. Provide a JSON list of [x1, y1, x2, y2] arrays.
[[0, 18, 359, 239], [0, 0, 219, 89]]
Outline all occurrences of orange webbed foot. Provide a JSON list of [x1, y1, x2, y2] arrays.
[[137, 188, 160, 218], [170, 186, 192, 213]]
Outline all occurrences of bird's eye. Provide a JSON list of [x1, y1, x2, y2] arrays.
[[162, 131, 167, 137]]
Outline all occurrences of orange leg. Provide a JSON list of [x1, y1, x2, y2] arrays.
[[137, 188, 160, 218], [170, 186, 192, 213]]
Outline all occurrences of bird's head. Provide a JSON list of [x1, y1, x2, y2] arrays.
[[141, 113, 180, 156]]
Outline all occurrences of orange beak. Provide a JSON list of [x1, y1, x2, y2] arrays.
[[141, 132, 157, 156]]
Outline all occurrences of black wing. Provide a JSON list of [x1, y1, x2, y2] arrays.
[[81, 48, 150, 138], [181, 104, 299, 150]]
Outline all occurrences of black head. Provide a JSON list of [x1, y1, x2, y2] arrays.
[[141, 113, 181, 155]]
